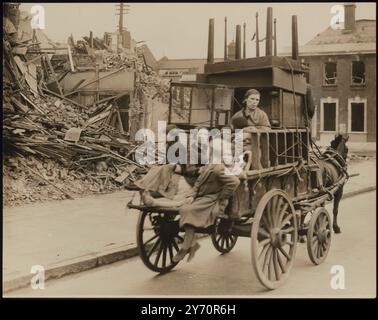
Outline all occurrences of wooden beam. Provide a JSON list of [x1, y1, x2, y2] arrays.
[[67, 44, 75, 72], [64, 67, 126, 97], [24, 55, 43, 66], [44, 54, 64, 95], [40, 85, 86, 109]]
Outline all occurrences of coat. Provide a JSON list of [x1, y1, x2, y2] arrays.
[[230, 107, 270, 130], [179, 164, 240, 228]]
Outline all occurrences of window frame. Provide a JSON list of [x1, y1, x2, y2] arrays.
[[351, 60, 366, 86], [320, 97, 339, 133], [348, 98, 367, 134], [323, 61, 337, 86]]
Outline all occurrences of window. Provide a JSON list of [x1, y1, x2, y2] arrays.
[[351, 61, 365, 85], [348, 98, 367, 133], [320, 98, 338, 132], [301, 62, 310, 83], [323, 62, 337, 85]]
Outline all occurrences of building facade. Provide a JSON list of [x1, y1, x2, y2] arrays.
[[156, 57, 223, 82], [299, 4, 376, 145]]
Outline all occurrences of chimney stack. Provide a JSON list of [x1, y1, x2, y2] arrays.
[[265, 7, 273, 56], [227, 40, 236, 60], [243, 23, 246, 59], [224, 17, 228, 60], [291, 15, 299, 60], [255, 12, 260, 57], [235, 25, 242, 59], [344, 3, 356, 31], [207, 19, 215, 64]]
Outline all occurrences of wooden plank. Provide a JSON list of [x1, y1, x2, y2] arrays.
[[24, 54, 43, 66], [64, 67, 126, 97], [44, 54, 64, 95], [272, 67, 306, 94], [95, 64, 100, 102], [275, 132, 278, 166], [247, 162, 299, 179], [64, 127, 83, 142], [250, 132, 262, 170], [12, 47, 28, 55], [70, 78, 86, 93], [67, 44, 75, 72], [41, 86, 86, 109], [260, 132, 269, 168], [282, 132, 288, 164], [19, 92, 45, 114], [10, 97, 29, 113], [116, 109, 125, 134]]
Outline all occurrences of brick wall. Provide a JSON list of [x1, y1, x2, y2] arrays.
[[304, 53, 376, 142]]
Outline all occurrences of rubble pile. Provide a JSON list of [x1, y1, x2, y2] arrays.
[[3, 85, 147, 206], [99, 48, 171, 104], [101, 52, 136, 70], [3, 7, 171, 206]]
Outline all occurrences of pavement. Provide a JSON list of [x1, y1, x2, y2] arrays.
[[2, 157, 376, 294], [5, 192, 376, 298]]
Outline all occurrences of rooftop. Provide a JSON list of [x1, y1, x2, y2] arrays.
[[157, 57, 223, 73], [300, 19, 376, 56]]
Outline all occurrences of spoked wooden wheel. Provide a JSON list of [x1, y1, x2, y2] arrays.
[[211, 223, 238, 254], [251, 190, 297, 290], [307, 208, 332, 265], [136, 211, 184, 273]]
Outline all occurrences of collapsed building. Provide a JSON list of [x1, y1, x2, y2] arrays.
[[3, 4, 170, 206]]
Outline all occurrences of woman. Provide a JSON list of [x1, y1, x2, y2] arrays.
[[172, 161, 240, 263], [134, 163, 193, 207], [230, 88, 270, 130]]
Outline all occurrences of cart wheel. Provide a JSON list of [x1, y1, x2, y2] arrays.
[[251, 189, 297, 290], [211, 223, 238, 254], [307, 208, 332, 265], [136, 211, 184, 273]]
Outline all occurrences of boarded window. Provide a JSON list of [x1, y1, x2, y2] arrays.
[[323, 102, 336, 131], [351, 61, 365, 85], [351, 102, 365, 132], [324, 62, 337, 85]]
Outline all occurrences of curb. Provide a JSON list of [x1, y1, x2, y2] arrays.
[[3, 186, 375, 294], [3, 244, 139, 294], [342, 186, 376, 199]]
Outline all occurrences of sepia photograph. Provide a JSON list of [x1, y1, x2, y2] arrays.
[[2, 2, 376, 301]]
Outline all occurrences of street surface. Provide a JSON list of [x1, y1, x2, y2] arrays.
[[6, 192, 376, 298]]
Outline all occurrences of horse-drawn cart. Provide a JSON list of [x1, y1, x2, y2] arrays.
[[126, 10, 350, 290], [127, 126, 348, 289]]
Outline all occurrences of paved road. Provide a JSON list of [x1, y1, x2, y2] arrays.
[[6, 192, 376, 298]]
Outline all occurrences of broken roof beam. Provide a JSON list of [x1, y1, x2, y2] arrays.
[[44, 54, 64, 95]]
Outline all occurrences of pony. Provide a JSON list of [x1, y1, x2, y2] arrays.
[[312, 134, 349, 233]]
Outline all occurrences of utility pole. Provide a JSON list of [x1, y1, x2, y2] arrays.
[[243, 22, 246, 59], [115, 3, 130, 49]]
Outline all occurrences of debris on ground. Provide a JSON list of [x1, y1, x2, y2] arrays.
[[2, 5, 173, 206]]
